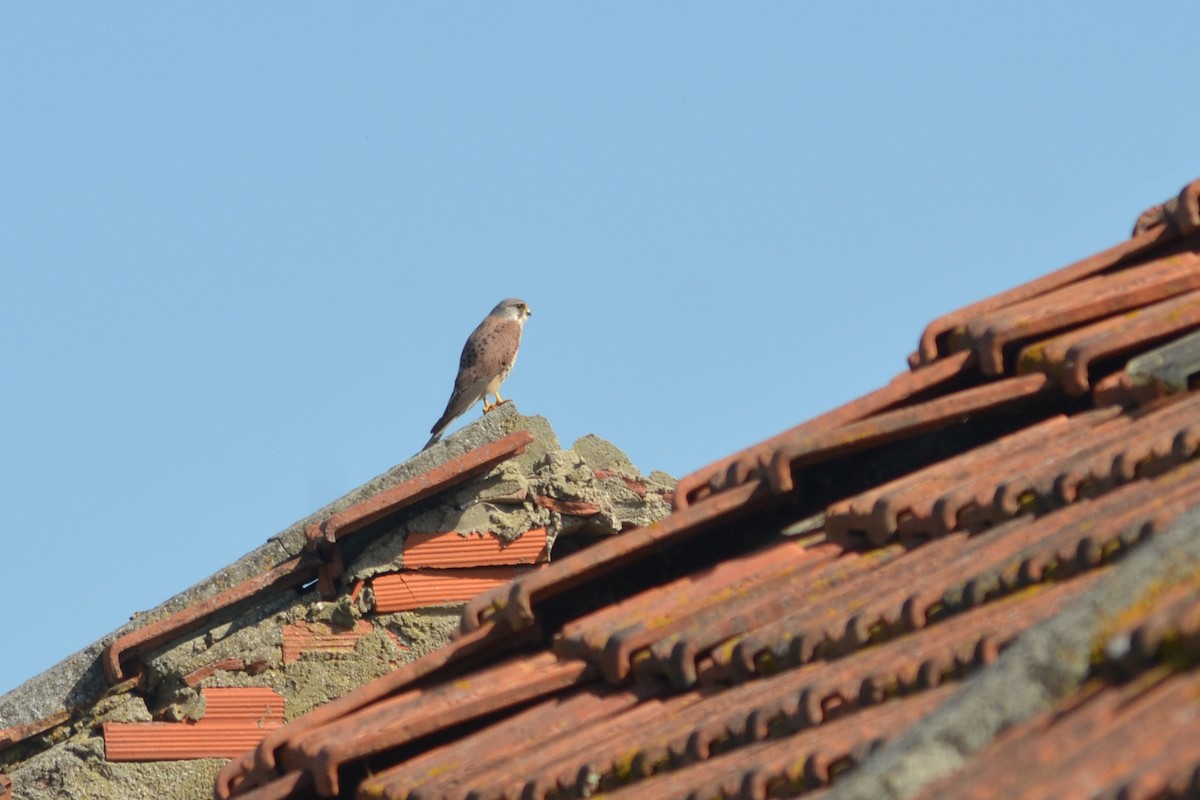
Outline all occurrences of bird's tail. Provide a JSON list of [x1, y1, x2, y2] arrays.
[[421, 429, 445, 451]]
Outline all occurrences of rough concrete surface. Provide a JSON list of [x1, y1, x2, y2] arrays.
[[346, 426, 674, 582], [0, 407, 673, 800], [830, 500, 1200, 800], [14, 735, 224, 800]]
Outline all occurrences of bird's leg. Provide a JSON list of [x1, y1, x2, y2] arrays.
[[482, 393, 510, 414]]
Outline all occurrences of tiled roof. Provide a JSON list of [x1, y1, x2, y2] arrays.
[[202, 177, 1200, 800], [8, 180, 1200, 799]]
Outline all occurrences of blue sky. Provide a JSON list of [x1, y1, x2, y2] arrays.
[[2, 4, 1197, 696]]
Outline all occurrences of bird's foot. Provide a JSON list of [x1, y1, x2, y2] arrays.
[[482, 394, 510, 414]]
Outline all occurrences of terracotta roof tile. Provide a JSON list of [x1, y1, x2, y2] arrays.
[[1018, 288, 1200, 394], [675, 351, 976, 510], [370, 565, 542, 612], [280, 620, 376, 665], [103, 688, 284, 761], [0, 710, 71, 751], [355, 682, 661, 800], [401, 527, 549, 568], [915, 219, 1184, 367], [553, 538, 843, 685], [598, 685, 960, 800], [960, 251, 1200, 376]]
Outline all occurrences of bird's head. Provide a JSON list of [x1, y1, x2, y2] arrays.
[[493, 298, 532, 326]]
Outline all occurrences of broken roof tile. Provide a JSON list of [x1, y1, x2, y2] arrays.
[[0, 710, 72, 753], [183, 657, 268, 687], [400, 527, 548, 569], [97, 432, 539, 687], [280, 620, 376, 665], [102, 550, 326, 684], [370, 565, 542, 613], [103, 688, 284, 761]]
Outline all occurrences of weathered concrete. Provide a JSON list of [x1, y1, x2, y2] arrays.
[[830, 500, 1200, 800], [346, 430, 674, 582]]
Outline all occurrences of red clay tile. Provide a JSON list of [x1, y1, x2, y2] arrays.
[[914, 223, 1177, 366], [103, 688, 284, 761], [599, 685, 960, 800], [280, 620, 376, 665], [0, 710, 72, 752], [474, 575, 1101, 798], [183, 658, 270, 687], [768, 373, 1054, 499], [355, 682, 661, 800], [553, 538, 842, 685], [1133, 177, 1200, 237], [823, 411, 1086, 542], [1112, 577, 1200, 663], [370, 566, 541, 613], [534, 496, 603, 516], [961, 252, 1200, 376], [1018, 289, 1200, 395], [401, 527, 549, 569], [676, 351, 975, 509], [305, 431, 534, 551]]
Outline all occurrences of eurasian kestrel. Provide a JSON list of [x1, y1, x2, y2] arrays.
[[423, 298, 532, 450]]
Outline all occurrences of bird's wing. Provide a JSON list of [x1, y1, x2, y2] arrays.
[[422, 317, 498, 449]]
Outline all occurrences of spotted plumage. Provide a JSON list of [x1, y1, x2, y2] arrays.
[[423, 298, 532, 450]]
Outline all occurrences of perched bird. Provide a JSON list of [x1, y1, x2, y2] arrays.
[[423, 298, 532, 450]]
